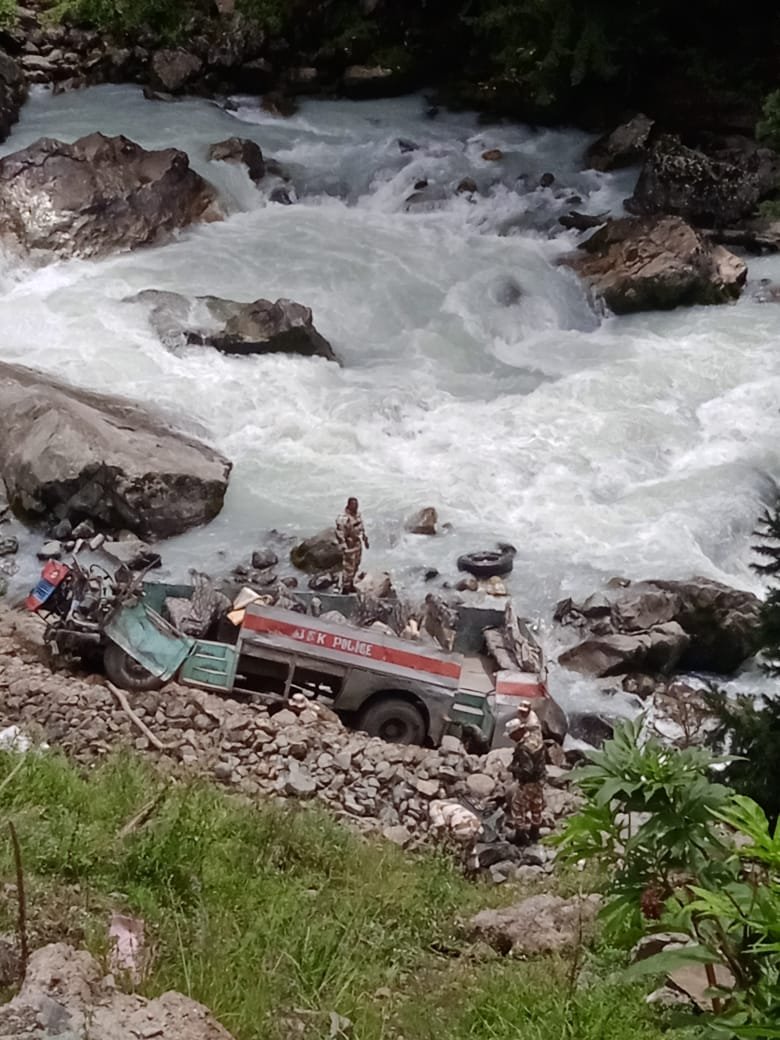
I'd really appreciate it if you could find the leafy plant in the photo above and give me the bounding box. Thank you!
[552,717,732,942]
[554,720,780,1038]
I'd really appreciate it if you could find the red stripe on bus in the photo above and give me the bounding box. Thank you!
[495,681,547,698]
[241,612,462,680]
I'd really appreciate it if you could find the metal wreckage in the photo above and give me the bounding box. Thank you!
[26,554,563,753]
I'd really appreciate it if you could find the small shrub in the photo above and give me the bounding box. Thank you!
[0,0,16,28]
[757,90,780,151]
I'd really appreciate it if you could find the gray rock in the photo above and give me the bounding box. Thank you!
[131,289,336,362]
[251,548,279,570]
[0,52,27,144]
[585,113,655,172]
[469,894,601,956]
[0,132,220,261]
[0,536,18,556]
[626,134,767,227]
[414,778,439,798]
[37,541,62,560]
[272,709,298,727]
[563,216,746,314]
[632,932,692,963]
[341,64,403,99]
[404,506,438,535]
[208,137,265,184]
[202,298,336,361]
[466,772,496,799]
[290,528,342,573]
[0,362,231,539]
[283,768,316,797]
[150,48,203,92]
[0,943,236,1039]
[559,621,690,677]
[560,578,761,675]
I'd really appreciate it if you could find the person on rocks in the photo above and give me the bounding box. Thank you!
[505,700,546,842]
[336,497,369,594]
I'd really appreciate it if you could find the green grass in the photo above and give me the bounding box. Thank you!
[0,751,688,1040]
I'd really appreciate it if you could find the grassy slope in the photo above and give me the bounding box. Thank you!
[0,751,687,1040]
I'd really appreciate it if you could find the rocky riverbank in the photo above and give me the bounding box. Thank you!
[0,604,579,883]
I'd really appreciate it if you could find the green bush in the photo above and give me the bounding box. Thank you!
[757,90,780,151]
[554,719,780,1037]
[0,0,16,28]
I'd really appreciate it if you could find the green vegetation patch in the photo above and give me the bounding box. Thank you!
[0,750,676,1040]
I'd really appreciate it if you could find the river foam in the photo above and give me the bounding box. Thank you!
[1,84,779,708]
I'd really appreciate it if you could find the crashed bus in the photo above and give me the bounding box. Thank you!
[27,561,563,749]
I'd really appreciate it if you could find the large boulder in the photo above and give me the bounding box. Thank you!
[130,290,337,362]
[563,215,746,313]
[556,578,762,675]
[150,48,203,92]
[290,529,342,573]
[0,943,235,1040]
[469,894,601,956]
[0,132,220,260]
[208,137,266,183]
[0,51,27,142]
[0,362,231,539]
[585,113,655,172]
[558,622,691,677]
[341,64,408,99]
[626,134,769,226]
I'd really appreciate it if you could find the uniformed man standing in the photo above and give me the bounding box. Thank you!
[336,497,369,594]
[505,701,546,841]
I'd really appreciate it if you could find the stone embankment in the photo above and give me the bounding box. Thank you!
[0,608,578,881]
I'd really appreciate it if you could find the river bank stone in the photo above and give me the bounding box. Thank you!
[0,132,220,260]
[0,362,231,539]
[0,943,236,1040]
[129,290,337,362]
[563,215,746,313]
[556,577,761,675]
[0,51,27,142]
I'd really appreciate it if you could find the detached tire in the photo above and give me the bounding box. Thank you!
[457,548,515,579]
[358,696,427,746]
[104,641,164,693]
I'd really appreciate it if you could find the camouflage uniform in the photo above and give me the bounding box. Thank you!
[507,707,546,837]
[336,509,367,593]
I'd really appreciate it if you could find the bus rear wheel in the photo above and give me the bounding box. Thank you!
[358,696,427,746]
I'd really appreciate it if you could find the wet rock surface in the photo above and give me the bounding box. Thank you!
[585,113,655,172]
[130,290,337,361]
[0,50,27,142]
[563,215,747,313]
[626,133,777,227]
[0,362,231,539]
[207,136,266,183]
[0,132,220,261]
[556,577,761,675]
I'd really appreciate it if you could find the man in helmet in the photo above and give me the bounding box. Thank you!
[505,700,546,842]
[335,497,369,594]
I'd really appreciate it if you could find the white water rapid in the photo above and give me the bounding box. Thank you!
[3,84,780,712]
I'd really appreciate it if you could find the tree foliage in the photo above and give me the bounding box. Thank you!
[751,506,780,675]
[706,690,780,827]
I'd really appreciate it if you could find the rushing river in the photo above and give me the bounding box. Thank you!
[2,84,780,712]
